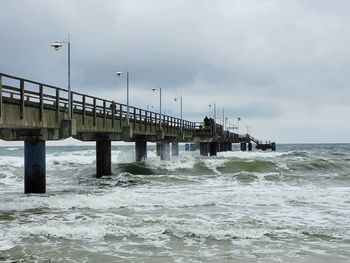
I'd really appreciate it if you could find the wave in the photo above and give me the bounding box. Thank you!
[217,159,277,174]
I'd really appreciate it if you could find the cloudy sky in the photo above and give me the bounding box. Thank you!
[1,0,349,143]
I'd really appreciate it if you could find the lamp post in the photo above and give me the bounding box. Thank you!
[209,101,216,134]
[51,33,71,119]
[174,96,183,131]
[116,71,130,126]
[152,87,162,128]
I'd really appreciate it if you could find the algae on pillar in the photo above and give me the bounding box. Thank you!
[24,140,46,194]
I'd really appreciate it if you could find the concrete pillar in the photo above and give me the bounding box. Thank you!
[216,143,221,152]
[227,143,232,151]
[209,142,218,156]
[271,142,276,151]
[160,141,171,160]
[24,140,46,194]
[248,142,253,151]
[135,140,147,162]
[222,143,228,152]
[156,142,161,156]
[96,140,112,178]
[172,141,179,156]
[200,142,209,156]
[240,143,247,152]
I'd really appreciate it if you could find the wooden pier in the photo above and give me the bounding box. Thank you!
[0,73,275,193]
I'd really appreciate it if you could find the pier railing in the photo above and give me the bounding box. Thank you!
[0,73,196,132]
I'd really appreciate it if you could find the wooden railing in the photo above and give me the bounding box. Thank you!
[0,73,196,132]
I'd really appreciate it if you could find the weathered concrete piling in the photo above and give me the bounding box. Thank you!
[24,140,46,194]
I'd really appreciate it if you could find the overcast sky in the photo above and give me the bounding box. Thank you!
[1,0,349,143]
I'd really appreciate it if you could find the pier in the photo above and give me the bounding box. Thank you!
[0,73,275,193]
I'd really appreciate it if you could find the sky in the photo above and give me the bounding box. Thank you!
[0,0,349,144]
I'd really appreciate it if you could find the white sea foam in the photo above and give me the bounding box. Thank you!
[218,151,288,160]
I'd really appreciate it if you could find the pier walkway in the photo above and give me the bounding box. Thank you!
[0,73,275,193]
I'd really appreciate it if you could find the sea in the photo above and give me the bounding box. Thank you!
[0,143,349,262]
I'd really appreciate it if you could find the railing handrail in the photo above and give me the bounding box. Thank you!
[0,72,195,129]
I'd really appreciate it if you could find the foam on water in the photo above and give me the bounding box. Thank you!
[1,144,350,261]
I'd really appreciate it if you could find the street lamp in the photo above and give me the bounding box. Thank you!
[152,87,162,128]
[51,33,71,119]
[116,71,130,126]
[174,96,183,131]
[209,101,217,134]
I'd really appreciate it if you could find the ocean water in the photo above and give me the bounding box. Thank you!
[0,143,349,262]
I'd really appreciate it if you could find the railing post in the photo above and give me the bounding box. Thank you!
[20,80,24,119]
[0,74,3,118]
[39,84,43,122]
[119,104,123,128]
[144,111,148,131]
[93,98,96,126]
[111,101,115,128]
[133,108,136,129]
[70,92,74,119]
[103,100,106,127]
[139,109,142,131]
[54,89,59,122]
[82,95,86,125]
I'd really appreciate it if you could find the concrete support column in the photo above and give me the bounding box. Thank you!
[200,142,209,156]
[96,139,112,178]
[172,141,179,156]
[135,140,147,162]
[227,143,232,151]
[240,143,247,152]
[216,143,221,153]
[209,142,218,156]
[160,141,171,160]
[271,142,276,151]
[248,142,253,151]
[156,142,161,156]
[24,140,46,194]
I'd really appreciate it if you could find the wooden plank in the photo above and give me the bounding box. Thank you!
[20,80,24,119]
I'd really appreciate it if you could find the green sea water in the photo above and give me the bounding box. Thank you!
[0,143,349,262]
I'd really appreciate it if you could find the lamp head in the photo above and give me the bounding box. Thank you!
[152,88,156,92]
[51,42,62,51]
[174,98,178,102]
[116,71,123,77]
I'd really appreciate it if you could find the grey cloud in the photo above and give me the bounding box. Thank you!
[1,0,350,142]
